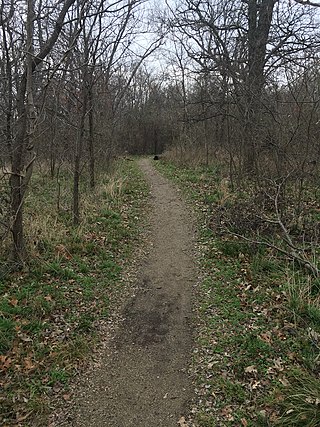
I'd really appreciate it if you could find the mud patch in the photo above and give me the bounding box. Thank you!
[125,307,170,345]
[122,294,174,346]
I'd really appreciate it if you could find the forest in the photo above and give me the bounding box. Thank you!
[1,0,320,425]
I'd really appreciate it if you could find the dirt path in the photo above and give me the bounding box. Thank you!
[54,158,196,426]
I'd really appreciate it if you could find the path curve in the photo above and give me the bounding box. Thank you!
[55,158,196,426]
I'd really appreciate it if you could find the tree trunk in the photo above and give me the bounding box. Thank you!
[73,95,87,226]
[10,0,36,263]
[88,87,95,189]
[73,150,81,226]
[9,0,77,263]
[10,173,25,262]
[244,0,276,174]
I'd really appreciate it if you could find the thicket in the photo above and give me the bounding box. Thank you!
[0,0,162,267]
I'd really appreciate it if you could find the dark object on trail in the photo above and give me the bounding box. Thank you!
[154,155,159,160]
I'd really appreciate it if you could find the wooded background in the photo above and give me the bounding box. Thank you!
[0,0,319,265]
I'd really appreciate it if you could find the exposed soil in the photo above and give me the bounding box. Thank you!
[52,158,196,426]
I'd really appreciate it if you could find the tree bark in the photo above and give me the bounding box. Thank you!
[88,85,95,189]
[73,90,87,226]
[9,0,77,262]
[244,0,276,174]
[10,0,35,262]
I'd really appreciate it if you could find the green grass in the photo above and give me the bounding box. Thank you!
[156,159,320,427]
[0,158,149,425]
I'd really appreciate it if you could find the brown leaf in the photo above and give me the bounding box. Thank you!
[177,416,188,426]
[55,244,72,260]
[273,358,284,371]
[309,328,320,343]
[244,365,257,374]
[19,333,32,342]
[10,298,18,307]
[287,351,297,360]
[0,355,12,371]
[241,418,248,427]
[221,405,234,420]
[279,377,290,387]
[16,411,33,422]
[269,411,279,422]
[251,380,261,389]
[24,357,35,371]
[259,331,272,345]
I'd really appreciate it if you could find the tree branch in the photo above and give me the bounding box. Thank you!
[294,0,320,7]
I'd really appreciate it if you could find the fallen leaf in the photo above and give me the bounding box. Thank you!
[0,355,12,371]
[259,331,272,345]
[251,380,261,389]
[24,357,35,371]
[10,298,18,307]
[177,416,188,426]
[273,358,284,371]
[279,377,290,387]
[244,365,257,374]
[55,244,72,260]
[16,411,33,422]
[221,405,233,420]
[309,328,320,343]
[287,352,297,360]
[53,383,62,393]
[19,334,32,342]
[306,397,314,404]
[241,418,248,427]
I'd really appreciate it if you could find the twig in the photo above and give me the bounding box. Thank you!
[229,231,319,277]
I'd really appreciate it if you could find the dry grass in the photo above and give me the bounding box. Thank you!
[2,163,126,262]
[163,144,212,167]
[98,174,126,203]
[286,272,320,328]
[277,374,320,426]
[162,143,240,173]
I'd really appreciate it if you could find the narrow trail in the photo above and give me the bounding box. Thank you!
[55,158,196,426]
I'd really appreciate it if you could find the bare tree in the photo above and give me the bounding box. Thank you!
[1,0,79,263]
[166,0,320,175]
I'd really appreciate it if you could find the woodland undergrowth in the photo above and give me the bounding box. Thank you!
[156,159,320,427]
[0,159,149,426]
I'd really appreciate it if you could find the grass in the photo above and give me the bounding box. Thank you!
[0,158,149,426]
[277,373,320,426]
[155,159,320,427]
